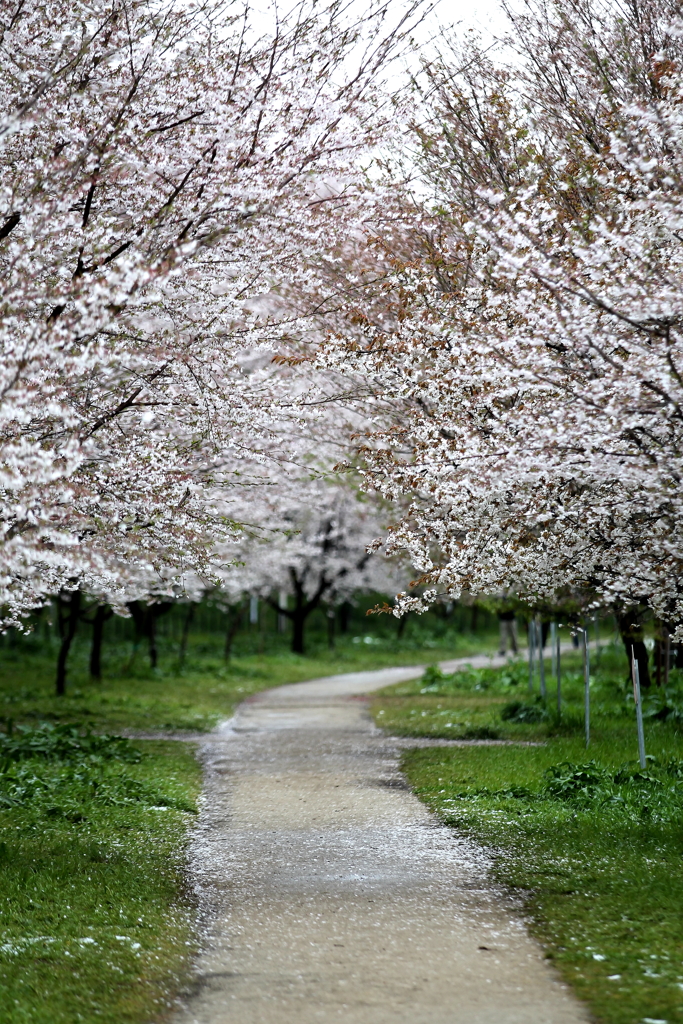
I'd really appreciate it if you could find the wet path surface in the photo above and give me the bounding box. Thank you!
[173,659,590,1024]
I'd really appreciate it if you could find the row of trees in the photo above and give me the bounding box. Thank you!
[317,0,683,647]
[0,0,417,663]
[3,0,683,689]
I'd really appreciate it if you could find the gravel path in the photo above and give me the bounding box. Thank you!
[173,654,591,1024]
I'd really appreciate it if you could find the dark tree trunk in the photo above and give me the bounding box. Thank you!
[292,609,306,655]
[267,569,330,656]
[127,600,146,637]
[653,620,669,687]
[327,607,335,650]
[541,619,550,649]
[654,639,663,687]
[124,601,145,673]
[178,604,195,666]
[629,640,651,689]
[148,613,158,669]
[618,611,651,689]
[339,602,351,634]
[675,642,683,670]
[471,603,479,633]
[89,605,110,680]
[126,600,172,669]
[267,592,308,654]
[224,602,246,662]
[56,590,81,696]
[289,575,308,655]
[397,613,408,639]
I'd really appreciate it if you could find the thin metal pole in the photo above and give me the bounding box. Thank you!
[583,624,590,747]
[550,621,557,676]
[593,614,600,666]
[665,629,671,689]
[528,616,535,694]
[537,617,547,700]
[631,646,647,769]
[555,622,561,715]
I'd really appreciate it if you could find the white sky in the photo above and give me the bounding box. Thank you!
[432,0,509,37]
[376,0,517,85]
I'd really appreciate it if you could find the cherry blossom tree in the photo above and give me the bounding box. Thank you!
[0,0,424,627]
[204,459,407,653]
[321,0,683,643]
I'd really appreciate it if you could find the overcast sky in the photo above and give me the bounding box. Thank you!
[445,0,509,36]
[393,0,515,75]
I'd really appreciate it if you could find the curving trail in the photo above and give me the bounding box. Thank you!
[173,654,590,1024]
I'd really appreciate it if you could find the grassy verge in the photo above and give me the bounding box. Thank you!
[371,643,683,1024]
[0,731,201,1024]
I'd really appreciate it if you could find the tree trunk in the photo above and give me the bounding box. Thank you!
[124,601,145,673]
[267,569,328,656]
[291,608,306,655]
[127,600,146,636]
[126,600,171,669]
[541,619,550,649]
[618,611,651,689]
[56,590,81,696]
[397,613,408,639]
[224,603,246,662]
[471,603,479,632]
[148,612,158,669]
[339,602,351,634]
[629,639,651,689]
[675,642,683,670]
[89,605,109,680]
[327,607,335,649]
[178,604,195,666]
[653,619,669,687]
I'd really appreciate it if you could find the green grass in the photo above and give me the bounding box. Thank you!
[371,642,683,1024]
[0,641,494,734]
[0,734,201,1024]
[1,605,496,734]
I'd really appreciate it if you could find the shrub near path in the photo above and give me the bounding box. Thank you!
[371,646,683,1024]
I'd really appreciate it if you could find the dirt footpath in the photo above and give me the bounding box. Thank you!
[173,662,590,1024]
